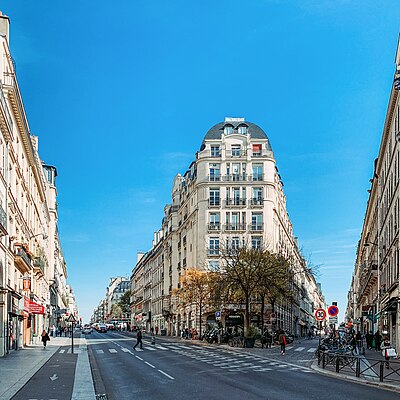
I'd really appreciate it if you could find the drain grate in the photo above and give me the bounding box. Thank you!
[96,394,108,400]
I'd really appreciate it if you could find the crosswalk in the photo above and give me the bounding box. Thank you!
[59,342,315,375]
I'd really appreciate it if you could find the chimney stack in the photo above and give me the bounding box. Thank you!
[0,12,10,44]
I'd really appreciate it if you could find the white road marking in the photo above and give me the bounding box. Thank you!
[294,347,305,352]
[96,349,104,354]
[49,374,58,381]
[135,355,143,360]
[155,345,168,350]
[59,350,65,354]
[158,369,175,380]
[109,349,117,353]
[145,361,155,368]
[307,348,316,353]
[145,346,156,351]
[121,348,130,352]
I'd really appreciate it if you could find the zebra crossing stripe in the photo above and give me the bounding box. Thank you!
[294,347,305,352]
[109,349,117,353]
[307,348,316,352]
[59,349,65,354]
[121,348,130,352]
[145,346,156,351]
[96,349,104,354]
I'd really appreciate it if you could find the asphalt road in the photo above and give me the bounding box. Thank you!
[86,331,400,400]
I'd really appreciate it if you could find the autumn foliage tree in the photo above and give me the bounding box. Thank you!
[176,268,215,337]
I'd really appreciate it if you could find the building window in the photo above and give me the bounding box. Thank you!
[252,188,263,205]
[209,237,220,255]
[251,212,263,230]
[252,144,262,156]
[231,237,240,251]
[232,145,241,157]
[252,236,262,250]
[209,164,220,181]
[224,125,233,135]
[209,212,220,228]
[208,260,220,271]
[211,146,220,157]
[209,188,220,206]
[238,126,247,135]
[252,164,263,181]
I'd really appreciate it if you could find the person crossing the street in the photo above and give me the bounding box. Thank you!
[133,329,143,350]
[278,330,287,356]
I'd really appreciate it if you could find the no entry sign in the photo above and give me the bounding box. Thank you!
[315,308,326,321]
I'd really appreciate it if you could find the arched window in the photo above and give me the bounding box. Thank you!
[224,125,234,135]
[238,125,247,134]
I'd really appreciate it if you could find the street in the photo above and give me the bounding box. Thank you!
[86,331,399,400]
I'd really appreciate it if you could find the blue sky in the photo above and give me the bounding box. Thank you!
[2,1,399,322]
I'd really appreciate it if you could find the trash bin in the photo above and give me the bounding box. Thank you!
[160,329,167,336]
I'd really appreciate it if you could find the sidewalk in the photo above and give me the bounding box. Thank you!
[0,335,96,400]
[311,347,400,393]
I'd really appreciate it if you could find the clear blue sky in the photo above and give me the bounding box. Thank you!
[2,1,399,322]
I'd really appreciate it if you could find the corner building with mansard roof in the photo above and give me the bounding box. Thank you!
[131,117,325,336]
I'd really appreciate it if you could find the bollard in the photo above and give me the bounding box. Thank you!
[336,356,340,373]
[356,357,360,377]
[322,352,326,369]
[151,335,155,345]
[380,362,384,382]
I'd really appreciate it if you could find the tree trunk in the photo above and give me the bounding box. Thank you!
[260,294,265,332]
[244,294,250,335]
[199,302,202,338]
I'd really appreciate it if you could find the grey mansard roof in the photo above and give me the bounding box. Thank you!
[202,120,272,151]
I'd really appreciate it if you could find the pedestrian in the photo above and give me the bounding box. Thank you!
[307,330,312,340]
[64,326,68,337]
[278,330,286,355]
[365,331,373,350]
[150,326,154,335]
[155,326,159,335]
[374,330,382,352]
[381,336,395,369]
[356,330,362,351]
[265,331,272,349]
[133,329,143,350]
[41,329,50,348]
[350,334,358,355]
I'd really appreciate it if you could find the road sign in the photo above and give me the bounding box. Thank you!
[215,311,221,320]
[329,316,338,323]
[67,314,76,323]
[315,308,326,321]
[328,305,339,317]
[270,312,276,320]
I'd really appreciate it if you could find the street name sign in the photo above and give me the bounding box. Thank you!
[315,308,326,321]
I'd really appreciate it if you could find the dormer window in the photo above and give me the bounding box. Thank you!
[224,125,234,135]
[238,125,247,135]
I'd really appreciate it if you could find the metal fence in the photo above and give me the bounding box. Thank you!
[318,350,400,384]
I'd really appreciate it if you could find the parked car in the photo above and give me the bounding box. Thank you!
[97,324,107,333]
[106,323,115,331]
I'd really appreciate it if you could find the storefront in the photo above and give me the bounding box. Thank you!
[7,290,22,352]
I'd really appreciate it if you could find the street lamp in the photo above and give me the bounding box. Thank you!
[29,233,48,240]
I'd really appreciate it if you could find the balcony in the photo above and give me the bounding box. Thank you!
[208,174,221,182]
[224,198,246,207]
[249,223,264,232]
[249,198,264,207]
[208,223,221,231]
[0,81,13,140]
[222,174,247,182]
[251,150,268,157]
[226,150,247,158]
[208,248,220,256]
[250,174,264,182]
[224,223,246,232]
[0,203,7,236]
[208,199,221,208]
[14,244,32,274]
[33,256,47,277]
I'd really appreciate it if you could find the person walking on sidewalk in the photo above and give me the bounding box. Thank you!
[381,336,395,369]
[41,329,50,349]
[278,330,287,355]
[374,331,382,352]
[133,329,143,350]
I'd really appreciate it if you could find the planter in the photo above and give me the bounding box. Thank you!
[244,338,255,348]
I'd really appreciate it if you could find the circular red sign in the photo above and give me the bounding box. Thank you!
[328,305,339,317]
[315,308,326,321]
